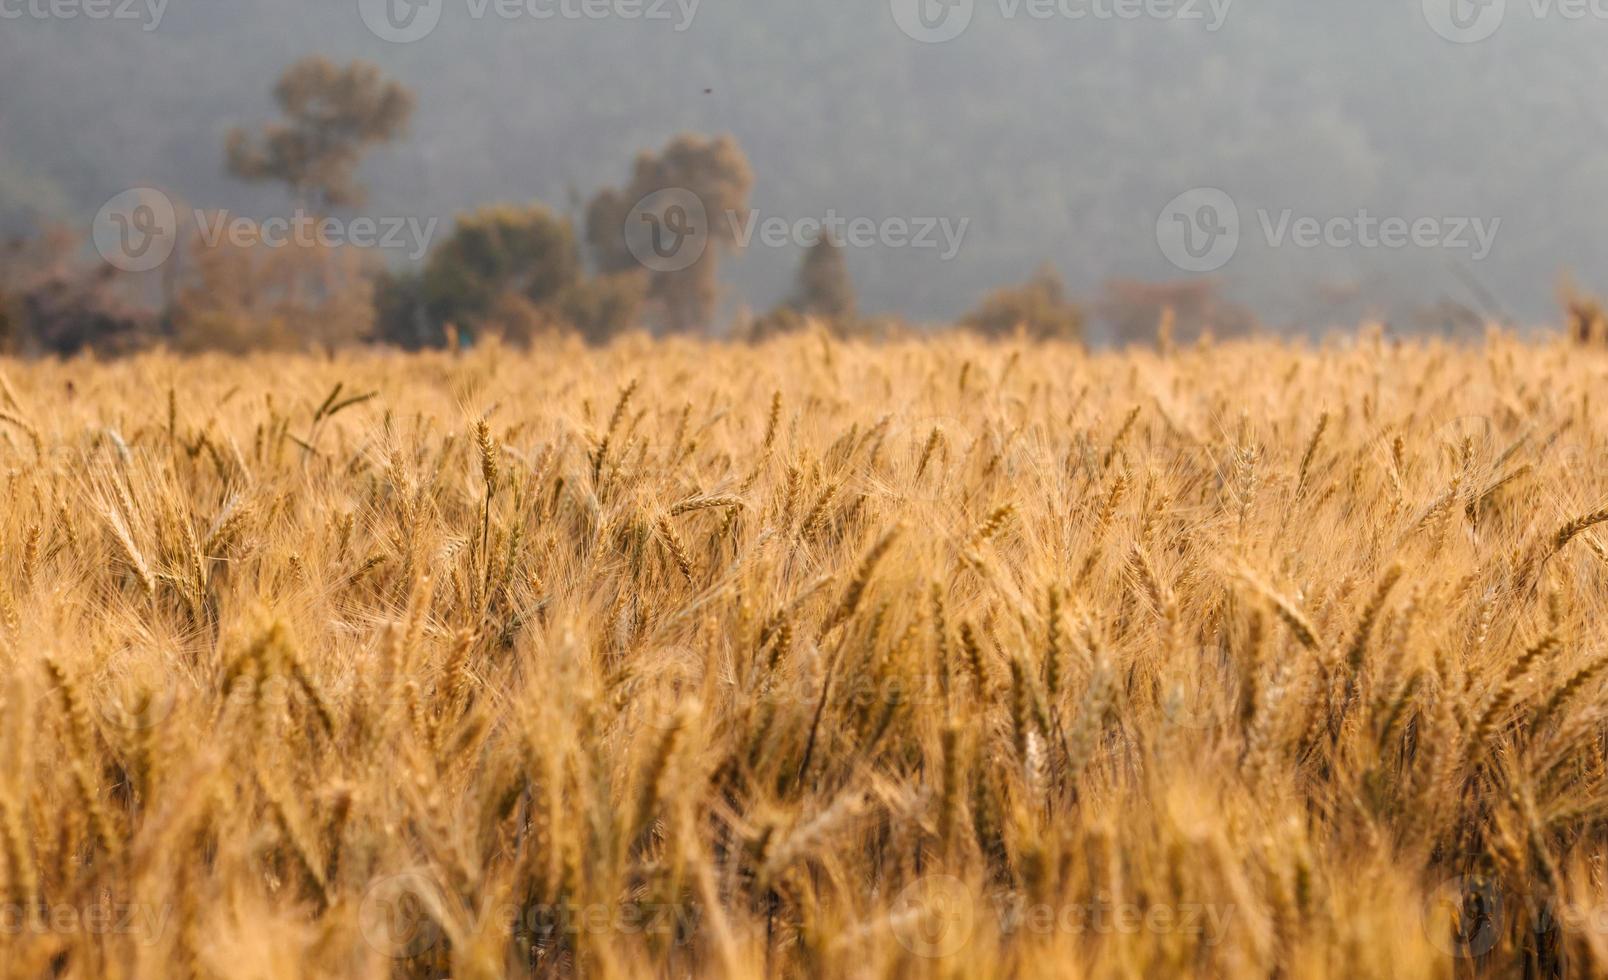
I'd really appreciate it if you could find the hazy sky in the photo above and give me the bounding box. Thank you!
[2,0,1604,331]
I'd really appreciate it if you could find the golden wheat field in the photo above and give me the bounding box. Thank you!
[4,329,1608,978]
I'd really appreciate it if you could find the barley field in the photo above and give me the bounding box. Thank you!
[2,330,1608,978]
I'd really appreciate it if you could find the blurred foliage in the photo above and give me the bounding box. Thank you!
[6,5,1604,322]
[552,271,648,345]
[962,264,1084,342]
[420,203,580,327]
[746,234,862,342]
[1,37,1568,356]
[1558,274,1607,345]
[226,57,414,212]
[372,268,434,350]
[1095,278,1257,347]
[169,217,374,353]
[0,230,151,356]
[789,234,856,320]
[586,134,753,334]
[373,205,648,348]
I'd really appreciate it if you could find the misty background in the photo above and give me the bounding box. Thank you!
[1,0,1603,334]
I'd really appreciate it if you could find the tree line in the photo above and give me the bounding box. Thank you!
[0,56,1256,355]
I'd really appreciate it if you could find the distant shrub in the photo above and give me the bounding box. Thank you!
[372,268,435,349]
[789,234,856,320]
[421,204,581,329]
[1559,277,1607,345]
[399,205,644,347]
[477,292,565,347]
[961,264,1083,341]
[553,271,648,345]
[0,230,151,355]
[169,219,373,353]
[1096,277,1255,347]
[1407,299,1485,336]
[743,306,808,342]
[586,134,753,334]
[745,237,863,343]
[1568,299,1606,345]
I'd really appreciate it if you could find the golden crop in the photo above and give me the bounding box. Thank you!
[0,329,1605,978]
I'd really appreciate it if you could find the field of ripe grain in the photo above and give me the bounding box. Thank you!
[2,330,1607,978]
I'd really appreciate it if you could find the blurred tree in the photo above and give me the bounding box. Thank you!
[1558,275,1607,345]
[553,271,647,344]
[962,264,1083,341]
[586,134,752,334]
[742,306,806,343]
[226,57,415,212]
[0,231,151,355]
[372,268,433,349]
[379,204,643,348]
[1407,299,1484,337]
[0,274,14,355]
[479,292,561,347]
[789,233,855,319]
[473,274,648,348]
[1096,278,1255,347]
[420,203,580,328]
[169,216,373,353]
[743,235,862,342]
